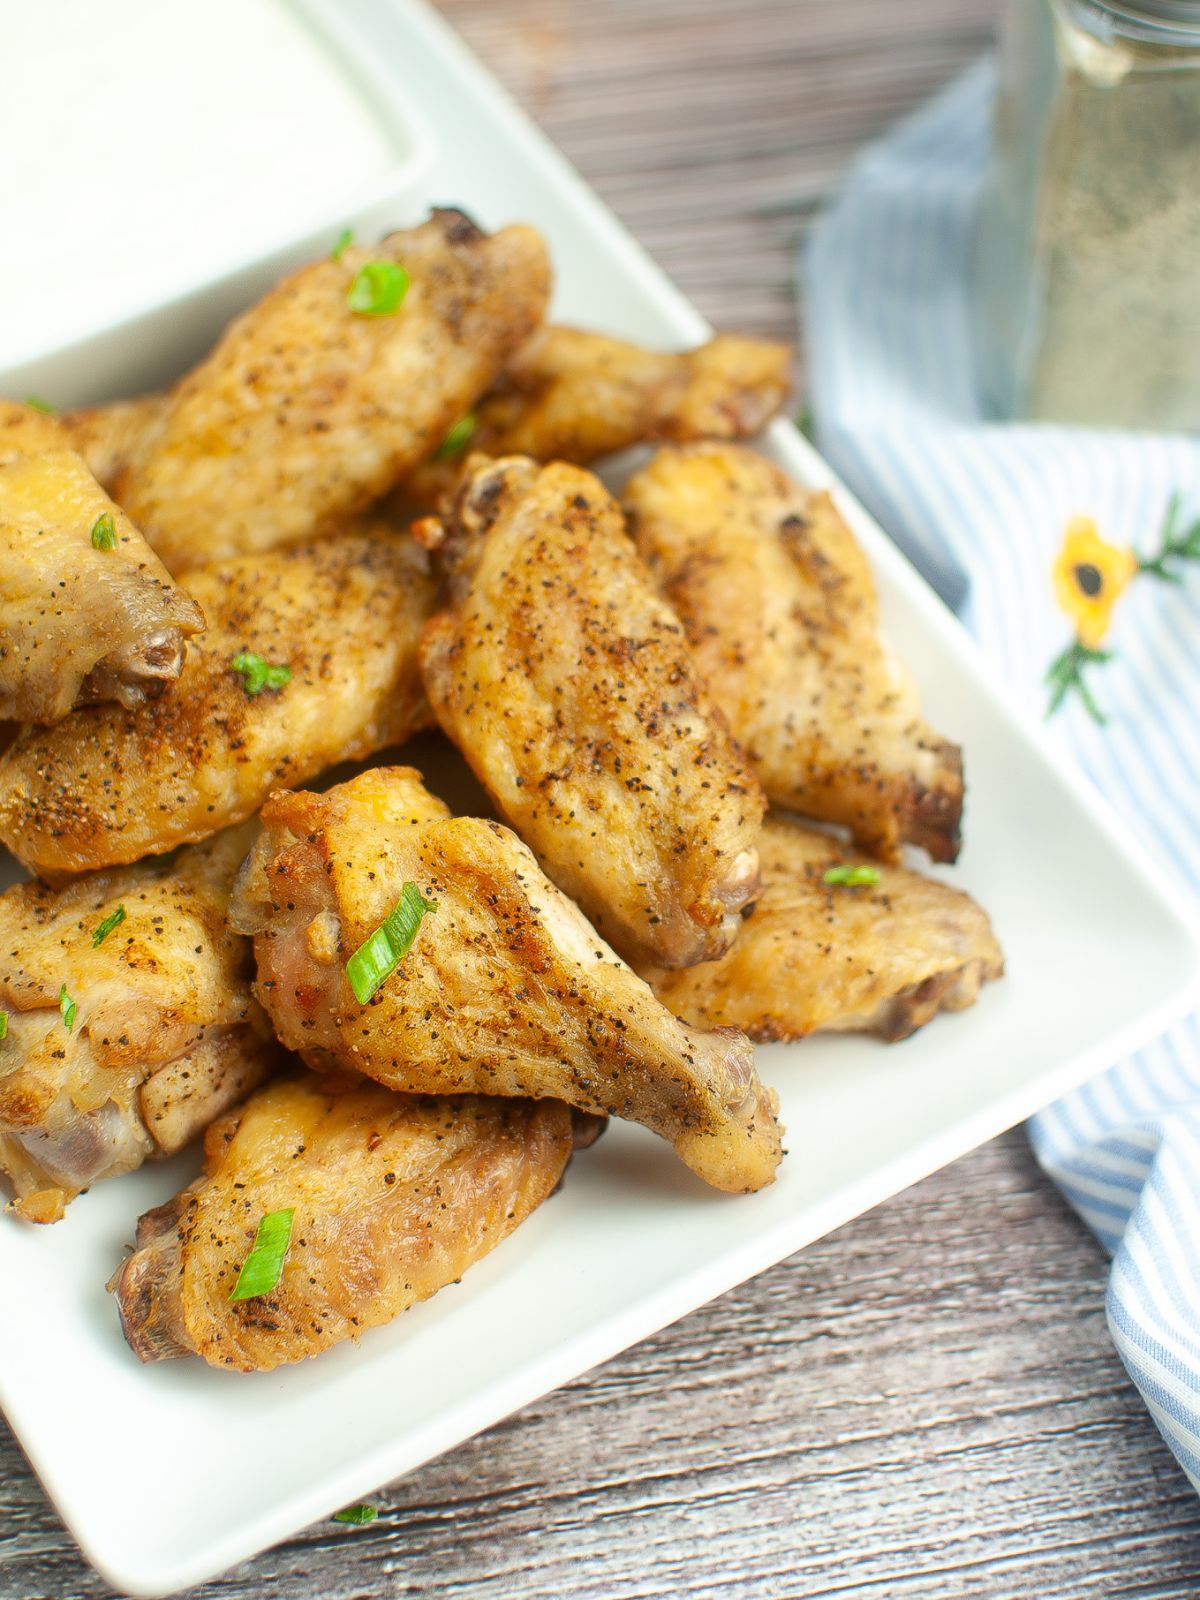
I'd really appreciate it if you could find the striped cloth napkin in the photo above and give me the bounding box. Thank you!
[803,60,1200,1487]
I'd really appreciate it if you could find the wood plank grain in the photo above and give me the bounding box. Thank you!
[7,3,1200,1598]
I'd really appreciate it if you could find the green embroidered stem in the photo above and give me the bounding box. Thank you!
[1137,493,1200,584]
[1045,640,1113,725]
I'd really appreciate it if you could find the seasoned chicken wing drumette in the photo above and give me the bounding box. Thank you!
[112,1075,588,1372]
[0,528,434,878]
[642,815,1003,1043]
[0,825,277,1223]
[624,444,964,863]
[0,404,203,722]
[114,210,551,571]
[419,456,765,969]
[406,325,790,506]
[230,767,782,1194]
[61,394,167,495]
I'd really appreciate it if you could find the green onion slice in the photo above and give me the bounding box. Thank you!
[24,395,57,415]
[90,512,117,551]
[230,651,292,697]
[58,983,76,1031]
[92,905,126,947]
[434,414,476,461]
[229,1207,295,1302]
[822,863,881,888]
[331,226,354,262]
[346,261,409,317]
[345,882,437,1005]
[0,1012,7,1041]
[333,1504,378,1525]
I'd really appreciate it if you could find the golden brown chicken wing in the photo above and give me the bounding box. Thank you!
[0,825,276,1223]
[61,394,167,494]
[111,1075,584,1372]
[623,443,964,863]
[643,815,1003,1043]
[406,325,791,506]
[0,406,203,722]
[114,210,551,571]
[419,456,765,969]
[0,529,433,878]
[230,767,781,1194]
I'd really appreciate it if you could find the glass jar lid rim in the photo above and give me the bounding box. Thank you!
[1085,0,1200,37]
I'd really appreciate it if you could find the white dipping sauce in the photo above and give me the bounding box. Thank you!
[0,0,400,367]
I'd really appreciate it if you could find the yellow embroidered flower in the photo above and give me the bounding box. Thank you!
[1052,516,1138,648]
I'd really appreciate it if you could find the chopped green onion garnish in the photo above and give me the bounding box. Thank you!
[90,512,117,551]
[346,261,409,317]
[59,983,76,1031]
[331,226,354,262]
[229,1207,295,1302]
[92,905,126,946]
[230,651,292,696]
[822,863,881,888]
[24,395,57,415]
[0,1012,7,1041]
[434,414,476,461]
[346,882,437,1005]
[333,1504,377,1525]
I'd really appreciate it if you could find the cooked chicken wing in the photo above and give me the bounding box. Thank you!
[406,325,791,506]
[61,394,167,494]
[230,767,781,1194]
[0,529,434,878]
[0,406,203,722]
[419,456,765,968]
[643,815,1003,1043]
[624,444,964,863]
[0,825,276,1223]
[112,1075,586,1371]
[114,210,551,571]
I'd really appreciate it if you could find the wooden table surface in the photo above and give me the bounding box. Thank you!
[5,3,1200,1596]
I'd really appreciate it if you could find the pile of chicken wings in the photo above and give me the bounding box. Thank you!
[0,208,1002,1373]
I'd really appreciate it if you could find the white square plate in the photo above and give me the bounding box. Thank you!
[2,2,1198,1594]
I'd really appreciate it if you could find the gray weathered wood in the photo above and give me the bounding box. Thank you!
[6,2,1200,1596]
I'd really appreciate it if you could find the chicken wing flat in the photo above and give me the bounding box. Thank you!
[406,325,791,505]
[643,815,1003,1043]
[0,529,433,878]
[0,825,276,1223]
[419,456,765,969]
[61,394,167,494]
[114,210,551,571]
[112,1075,581,1371]
[0,407,203,722]
[624,444,964,863]
[230,767,781,1194]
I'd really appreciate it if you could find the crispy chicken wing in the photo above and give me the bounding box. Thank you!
[407,325,791,505]
[61,394,167,494]
[624,444,964,863]
[0,529,433,878]
[419,456,765,968]
[112,1075,584,1371]
[0,825,276,1223]
[230,767,781,1194]
[114,210,551,571]
[643,815,1003,1043]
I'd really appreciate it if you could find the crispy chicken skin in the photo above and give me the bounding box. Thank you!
[643,815,1003,1043]
[419,456,765,968]
[406,325,791,505]
[114,210,552,571]
[112,1075,582,1371]
[0,825,276,1223]
[61,394,167,495]
[624,444,964,863]
[230,767,782,1193]
[0,530,434,878]
[0,407,203,722]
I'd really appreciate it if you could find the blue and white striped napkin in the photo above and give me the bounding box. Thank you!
[804,61,1200,1486]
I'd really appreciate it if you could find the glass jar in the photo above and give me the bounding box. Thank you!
[973,0,1200,429]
